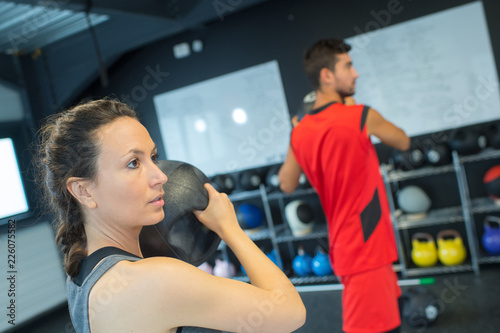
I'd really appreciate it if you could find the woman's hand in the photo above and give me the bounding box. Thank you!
[193,183,240,238]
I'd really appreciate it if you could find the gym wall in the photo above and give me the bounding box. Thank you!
[73,0,500,160]
[66,0,499,208]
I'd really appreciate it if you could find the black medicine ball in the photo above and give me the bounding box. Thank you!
[448,128,487,155]
[424,143,451,166]
[239,170,263,191]
[485,123,500,149]
[266,165,281,189]
[211,174,236,194]
[400,286,440,328]
[139,160,221,266]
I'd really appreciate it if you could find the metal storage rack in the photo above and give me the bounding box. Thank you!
[382,149,500,278]
[216,148,500,285]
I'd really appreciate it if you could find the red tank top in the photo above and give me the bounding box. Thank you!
[291,102,398,276]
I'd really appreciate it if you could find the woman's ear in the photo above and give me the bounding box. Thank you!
[66,177,97,209]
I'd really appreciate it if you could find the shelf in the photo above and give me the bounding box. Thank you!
[276,230,329,243]
[459,148,500,163]
[396,206,464,229]
[405,264,474,277]
[477,255,500,264]
[266,187,317,200]
[470,196,500,214]
[217,226,280,250]
[229,189,261,201]
[385,164,455,182]
[232,275,250,283]
[289,274,339,285]
[275,223,328,243]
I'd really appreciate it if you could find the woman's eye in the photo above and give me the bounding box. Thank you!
[127,159,139,169]
[152,153,159,164]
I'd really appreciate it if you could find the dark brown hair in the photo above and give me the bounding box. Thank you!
[303,38,352,90]
[35,99,138,278]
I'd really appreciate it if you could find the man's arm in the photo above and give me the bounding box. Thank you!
[278,145,302,194]
[366,108,410,151]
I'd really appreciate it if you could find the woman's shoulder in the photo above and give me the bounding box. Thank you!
[89,256,192,332]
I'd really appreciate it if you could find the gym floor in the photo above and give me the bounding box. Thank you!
[15,264,500,333]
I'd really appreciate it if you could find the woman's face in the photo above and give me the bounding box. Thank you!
[89,116,168,228]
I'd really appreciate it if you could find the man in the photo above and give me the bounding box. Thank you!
[279,38,410,333]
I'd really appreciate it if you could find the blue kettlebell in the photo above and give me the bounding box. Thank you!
[241,249,282,275]
[482,217,500,255]
[292,246,313,276]
[312,248,333,276]
[266,249,283,270]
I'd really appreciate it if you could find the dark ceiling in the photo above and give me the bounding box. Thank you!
[0,0,273,110]
[1,0,271,55]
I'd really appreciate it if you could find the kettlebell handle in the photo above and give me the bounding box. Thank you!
[437,229,461,240]
[484,216,500,230]
[412,232,434,242]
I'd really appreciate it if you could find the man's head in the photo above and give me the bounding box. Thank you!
[303,38,358,97]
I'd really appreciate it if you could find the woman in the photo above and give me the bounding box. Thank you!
[36,99,306,333]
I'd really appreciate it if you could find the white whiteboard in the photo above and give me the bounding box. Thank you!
[346,1,500,137]
[154,60,292,176]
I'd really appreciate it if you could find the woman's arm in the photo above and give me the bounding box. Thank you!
[131,184,306,332]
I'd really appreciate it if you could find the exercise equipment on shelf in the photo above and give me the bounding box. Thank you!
[482,216,500,255]
[292,246,313,277]
[311,248,333,276]
[198,262,213,275]
[423,143,451,166]
[483,165,500,201]
[436,230,467,266]
[485,122,500,149]
[265,165,281,190]
[447,127,487,155]
[213,258,236,278]
[411,233,438,268]
[285,200,314,236]
[211,174,236,194]
[235,203,263,230]
[238,169,263,191]
[397,185,432,220]
[392,147,425,171]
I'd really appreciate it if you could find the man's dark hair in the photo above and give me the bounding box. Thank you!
[303,38,352,90]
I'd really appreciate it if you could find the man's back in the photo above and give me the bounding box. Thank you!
[290,102,398,276]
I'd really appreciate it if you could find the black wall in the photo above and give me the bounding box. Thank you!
[11,0,500,213]
[74,0,500,161]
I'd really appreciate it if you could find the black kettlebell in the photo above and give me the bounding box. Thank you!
[266,165,281,190]
[485,123,500,149]
[239,169,263,191]
[424,143,451,166]
[448,128,487,155]
[139,160,221,266]
[393,147,425,171]
[211,174,236,194]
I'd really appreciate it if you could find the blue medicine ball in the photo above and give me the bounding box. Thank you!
[236,203,263,229]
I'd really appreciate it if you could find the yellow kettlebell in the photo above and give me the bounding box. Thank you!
[437,230,467,266]
[411,233,438,267]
